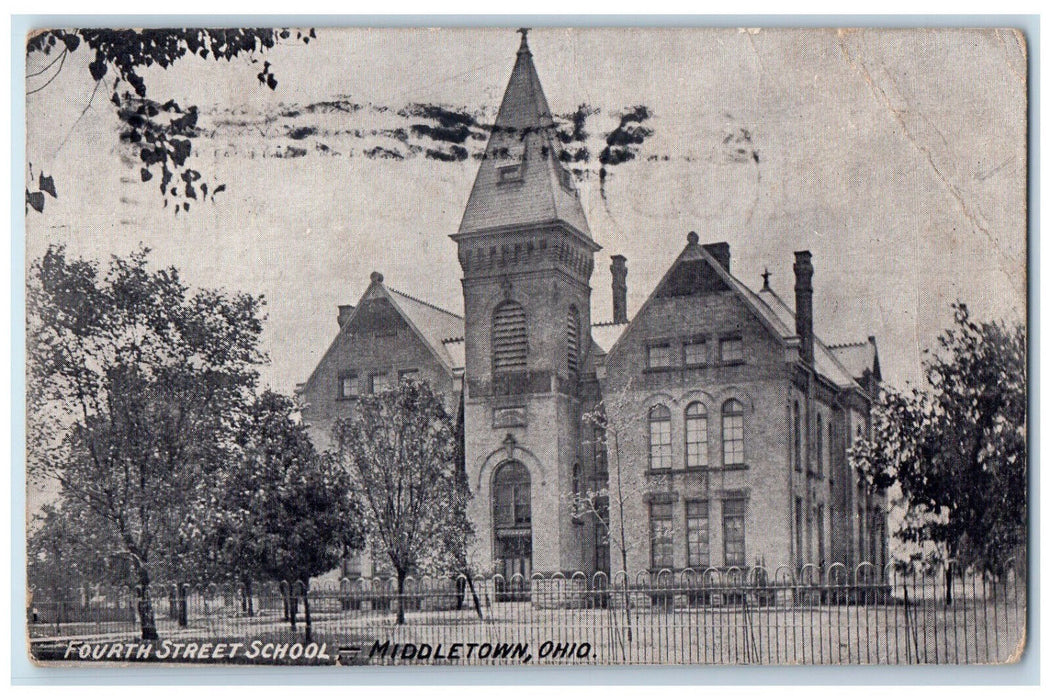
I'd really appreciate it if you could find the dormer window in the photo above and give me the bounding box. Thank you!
[497,163,523,184]
[558,166,575,192]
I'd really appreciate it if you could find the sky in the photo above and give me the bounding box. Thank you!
[25,27,1028,395]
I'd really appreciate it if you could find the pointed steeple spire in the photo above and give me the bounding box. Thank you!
[457,30,593,239]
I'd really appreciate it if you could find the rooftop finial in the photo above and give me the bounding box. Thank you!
[517,27,531,54]
[761,268,771,290]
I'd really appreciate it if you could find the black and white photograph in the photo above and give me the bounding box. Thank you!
[21,25,1028,668]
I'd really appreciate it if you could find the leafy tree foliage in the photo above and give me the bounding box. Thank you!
[197,391,365,635]
[333,379,468,624]
[28,501,127,591]
[26,28,314,213]
[850,303,1026,588]
[442,390,482,617]
[26,245,266,638]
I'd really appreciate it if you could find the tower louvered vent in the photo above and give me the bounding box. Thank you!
[492,301,527,372]
[567,305,580,376]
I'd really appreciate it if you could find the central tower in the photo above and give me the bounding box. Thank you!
[452,31,601,578]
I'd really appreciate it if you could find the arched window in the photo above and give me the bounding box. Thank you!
[685,402,708,469]
[566,305,580,377]
[493,461,531,528]
[492,461,532,590]
[793,401,802,472]
[648,404,672,471]
[572,462,583,497]
[722,399,745,467]
[492,301,527,373]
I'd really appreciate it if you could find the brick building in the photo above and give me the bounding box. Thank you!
[299,31,888,580]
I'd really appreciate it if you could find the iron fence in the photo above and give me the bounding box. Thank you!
[28,561,1026,665]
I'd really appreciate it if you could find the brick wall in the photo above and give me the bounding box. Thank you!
[601,289,795,573]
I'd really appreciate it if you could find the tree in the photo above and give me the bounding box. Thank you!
[26,28,314,213]
[333,379,467,624]
[28,501,124,588]
[567,381,679,647]
[442,389,482,618]
[850,302,1026,601]
[198,391,365,639]
[26,245,266,638]
[570,398,637,646]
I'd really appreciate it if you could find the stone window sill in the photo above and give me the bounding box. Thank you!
[646,466,748,477]
[642,366,677,374]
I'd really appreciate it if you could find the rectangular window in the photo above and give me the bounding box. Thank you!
[793,403,802,472]
[795,497,805,568]
[649,502,674,569]
[722,498,747,567]
[595,493,610,573]
[857,503,867,562]
[494,483,513,527]
[513,484,530,525]
[874,517,884,568]
[805,412,814,475]
[868,509,879,569]
[806,507,814,563]
[719,336,744,363]
[816,504,826,566]
[495,482,531,528]
[647,343,673,369]
[685,500,710,568]
[593,425,608,478]
[339,372,358,399]
[370,373,390,394]
[398,368,419,383]
[816,415,824,477]
[683,337,708,366]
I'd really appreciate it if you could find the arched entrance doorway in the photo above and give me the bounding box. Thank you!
[492,461,532,600]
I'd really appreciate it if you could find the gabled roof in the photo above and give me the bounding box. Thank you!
[387,287,465,370]
[591,321,630,355]
[828,338,881,384]
[301,274,465,394]
[604,236,794,358]
[441,337,466,371]
[457,31,591,239]
[756,286,860,389]
[600,235,865,392]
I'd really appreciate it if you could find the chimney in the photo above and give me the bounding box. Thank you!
[793,251,814,365]
[703,242,731,272]
[610,255,628,324]
[338,304,355,328]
